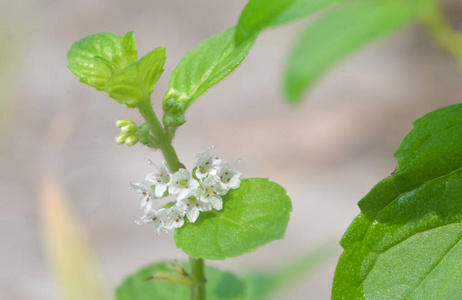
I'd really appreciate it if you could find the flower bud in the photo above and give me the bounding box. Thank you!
[115,133,127,144]
[116,119,136,128]
[163,113,186,127]
[125,135,139,146]
[138,123,150,133]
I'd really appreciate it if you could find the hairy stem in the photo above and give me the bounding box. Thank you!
[137,98,206,300]
[423,2,462,66]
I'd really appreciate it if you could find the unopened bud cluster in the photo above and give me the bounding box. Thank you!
[115,119,154,146]
[130,148,242,235]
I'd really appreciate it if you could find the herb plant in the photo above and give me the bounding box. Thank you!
[67,27,292,300]
[66,0,462,299]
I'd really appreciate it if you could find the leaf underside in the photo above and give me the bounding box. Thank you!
[333,103,462,299]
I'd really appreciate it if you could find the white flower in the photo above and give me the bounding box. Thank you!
[217,162,241,189]
[158,206,186,230]
[195,149,223,179]
[145,160,172,198]
[129,182,154,210]
[200,174,227,210]
[177,189,212,223]
[136,208,168,235]
[169,169,199,200]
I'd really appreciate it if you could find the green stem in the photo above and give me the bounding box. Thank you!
[190,257,206,300]
[423,2,462,66]
[137,98,206,300]
[137,99,179,172]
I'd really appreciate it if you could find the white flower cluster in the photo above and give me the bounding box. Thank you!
[130,148,242,235]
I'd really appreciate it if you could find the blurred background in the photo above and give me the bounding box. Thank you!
[2,0,462,299]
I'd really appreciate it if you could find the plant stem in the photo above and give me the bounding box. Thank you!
[137,99,179,172]
[190,257,206,300]
[423,2,462,66]
[137,98,206,300]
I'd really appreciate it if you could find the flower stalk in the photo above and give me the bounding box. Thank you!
[137,97,206,300]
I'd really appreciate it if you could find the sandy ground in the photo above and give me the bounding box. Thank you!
[2,0,462,299]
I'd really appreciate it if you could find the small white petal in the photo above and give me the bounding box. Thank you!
[187,206,200,223]
[199,201,212,212]
[209,196,223,210]
[154,184,167,198]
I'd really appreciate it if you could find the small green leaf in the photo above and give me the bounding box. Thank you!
[163,27,256,127]
[105,47,166,108]
[121,31,137,64]
[235,0,296,45]
[116,262,246,300]
[333,103,462,299]
[174,178,292,260]
[270,0,342,26]
[67,31,137,90]
[285,0,433,102]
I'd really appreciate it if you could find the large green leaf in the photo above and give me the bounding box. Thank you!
[235,0,296,45]
[174,178,292,260]
[163,27,256,127]
[116,262,246,300]
[105,47,166,108]
[67,31,137,90]
[285,0,433,102]
[270,0,341,26]
[333,103,462,299]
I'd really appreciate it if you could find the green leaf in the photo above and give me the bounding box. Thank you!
[235,0,296,45]
[285,0,434,102]
[174,178,292,260]
[270,0,342,26]
[163,27,256,127]
[67,31,137,90]
[116,262,246,300]
[121,31,137,64]
[105,47,166,108]
[333,103,462,299]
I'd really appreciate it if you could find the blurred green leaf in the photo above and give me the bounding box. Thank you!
[163,27,256,127]
[40,177,109,300]
[67,31,137,90]
[244,245,333,300]
[235,0,295,45]
[116,262,246,300]
[333,103,462,299]
[105,47,166,108]
[174,178,292,260]
[285,0,434,102]
[0,29,15,146]
[117,245,332,300]
[271,0,341,26]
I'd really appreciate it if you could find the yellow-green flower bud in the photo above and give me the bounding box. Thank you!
[116,119,137,134]
[116,119,135,128]
[125,135,139,146]
[115,133,127,144]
